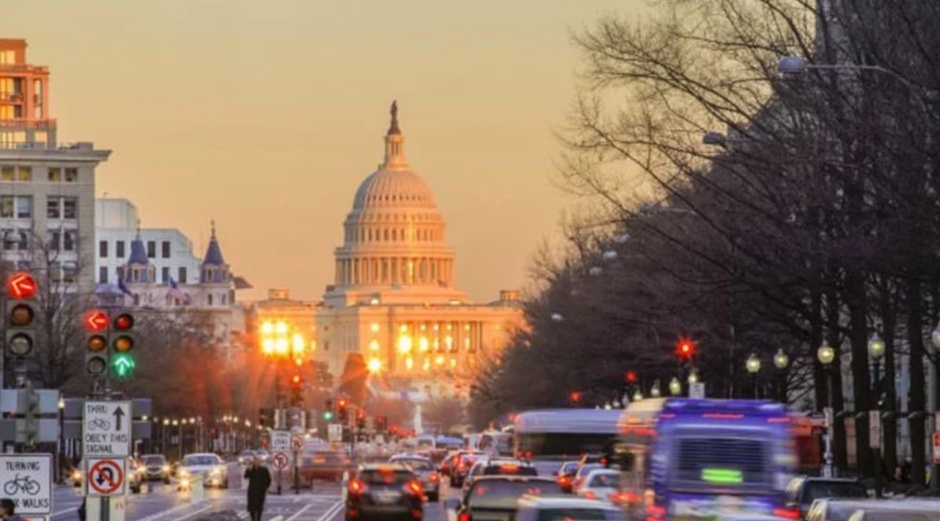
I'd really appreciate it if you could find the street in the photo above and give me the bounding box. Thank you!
[49,463,457,521]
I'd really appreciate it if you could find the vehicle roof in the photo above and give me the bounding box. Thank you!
[518,496,620,509]
[141,454,165,458]
[514,409,622,434]
[584,468,618,477]
[390,455,431,462]
[359,463,411,472]
[471,475,557,483]
[183,453,219,458]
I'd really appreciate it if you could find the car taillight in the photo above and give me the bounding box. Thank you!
[348,479,366,495]
[773,507,801,520]
[405,480,423,496]
[459,512,471,521]
[430,472,440,482]
[583,490,597,499]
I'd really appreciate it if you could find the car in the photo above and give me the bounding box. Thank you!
[256,449,270,461]
[571,463,603,493]
[555,461,580,493]
[440,451,461,476]
[784,477,868,519]
[299,449,350,485]
[238,450,256,466]
[802,499,940,521]
[462,459,537,494]
[515,495,627,521]
[447,475,565,521]
[450,453,483,487]
[138,454,171,483]
[177,453,229,489]
[391,455,441,502]
[577,469,620,502]
[345,463,424,521]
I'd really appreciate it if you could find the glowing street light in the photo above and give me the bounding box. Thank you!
[367,357,382,374]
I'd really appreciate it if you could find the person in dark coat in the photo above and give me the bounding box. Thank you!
[244,457,272,521]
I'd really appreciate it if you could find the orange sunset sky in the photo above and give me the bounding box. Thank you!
[4,0,649,301]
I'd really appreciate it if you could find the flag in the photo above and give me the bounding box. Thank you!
[117,277,134,297]
[168,277,191,304]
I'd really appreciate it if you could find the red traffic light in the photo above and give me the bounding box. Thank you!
[676,338,696,359]
[6,272,37,300]
[569,391,581,404]
[113,313,134,331]
[337,398,348,409]
[84,310,110,332]
[626,371,637,383]
[291,374,302,385]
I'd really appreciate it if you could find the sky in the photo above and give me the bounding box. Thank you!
[4,0,648,302]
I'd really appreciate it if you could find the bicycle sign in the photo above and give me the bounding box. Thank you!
[83,400,132,457]
[0,454,52,515]
[88,458,126,496]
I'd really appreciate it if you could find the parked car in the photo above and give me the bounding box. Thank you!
[390,455,441,502]
[177,453,229,489]
[345,463,424,521]
[138,454,171,483]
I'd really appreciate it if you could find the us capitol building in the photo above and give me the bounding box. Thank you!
[314,103,523,397]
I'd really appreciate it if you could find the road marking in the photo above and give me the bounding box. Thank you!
[313,500,344,521]
[284,503,314,521]
[135,501,208,521]
[51,507,78,517]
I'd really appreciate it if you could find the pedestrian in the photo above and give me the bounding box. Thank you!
[0,498,24,521]
[77,497,86,521]
[244,456,272,521]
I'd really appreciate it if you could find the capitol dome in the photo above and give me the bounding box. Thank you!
[352,168,437,210]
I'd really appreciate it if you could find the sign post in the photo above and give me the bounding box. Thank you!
[83,401,132,521]
[291,435,303,495]
[270,431,290,495]
[0,454,52,519]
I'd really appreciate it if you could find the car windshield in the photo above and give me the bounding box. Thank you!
[142,456,165,465]
[467,480,564,509]
[577,464,602,478]
[805,482,868,503]
[485,464,537,476]
[588,472,620,488]
[184,456,219,466]
[560,463,579,474]
[360,469,413,485]
[396,459,433,471]
[536,508,626,521]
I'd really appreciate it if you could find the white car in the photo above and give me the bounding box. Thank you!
[516,495,626,521]
[177,453,229,489]
[577,469,620,502]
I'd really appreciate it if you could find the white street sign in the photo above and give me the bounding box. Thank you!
[83,401,132,457]
[0,453,53,516]
[328,424,343,443]
[271,430,291,452]
[869,410,881,449]
[689,382,705,399]
[87,458,127,497]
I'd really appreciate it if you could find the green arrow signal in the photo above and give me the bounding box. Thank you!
[111,353,136,379]
[323,411,334,421]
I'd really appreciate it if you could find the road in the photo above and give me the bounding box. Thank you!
[50,463,457,521]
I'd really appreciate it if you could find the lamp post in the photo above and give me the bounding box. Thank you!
[818,343,836,477]
[868,333,886,496]
[57,397,65,483]
[773,349,790,404]
[669,377,682,397]
[650,380,661,398]
[746,354,761,399]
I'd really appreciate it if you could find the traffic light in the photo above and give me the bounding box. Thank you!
[676,338,696,361]
[323,399,334,421]
[84,309,110,377]
[337,397,349,421]
[626,371,637,384]
[259,408,275,428]
[110,312,136,379]
[356,410,365,430]
[290,373,304,405]
[375,415,387,432]
[5,272,37,359]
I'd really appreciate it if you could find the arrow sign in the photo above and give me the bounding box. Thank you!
[96,465,115,486]
[6,272,37,299]
[113,406,125,431]
[84,310,110,332]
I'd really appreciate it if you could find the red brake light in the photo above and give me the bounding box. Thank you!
[405,481,423,495]
[430,472,440,482]
[500,464,519,473]
[773,508,801,520]
[348,479,366,494]
[459,513,471,521]
[583,490,597,499]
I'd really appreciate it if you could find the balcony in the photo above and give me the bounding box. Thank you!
[0,64,49,74]
[0,92,24,103]
[0,118,56,129]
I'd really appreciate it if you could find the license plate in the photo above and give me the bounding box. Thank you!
[375,492,400,504]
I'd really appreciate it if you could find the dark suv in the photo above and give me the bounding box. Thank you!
[346,464,425,521]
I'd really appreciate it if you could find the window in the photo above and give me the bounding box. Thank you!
[178,267,187,284]
[162,267,170,283]
[15,197,31,218]
[48,230,60,251]
[99,266,108,284]
[116,240,126,258]
[16,167,31,181]
[208,294,214,306]
[48,168,62,182]
[64,168,78,182]
[63,230,76,251]
[161,241,170,258]
[99,240,108,258]
[47,197,60,219]
[62,198,77,219]
[1,166,13,181]
[147,241,155,258]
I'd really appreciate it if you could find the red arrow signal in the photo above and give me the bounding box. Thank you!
[84,309,110,332]
[6,272,37,300]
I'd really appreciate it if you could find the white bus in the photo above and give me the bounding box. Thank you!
[513,409,622,476]
[479,429,514,459]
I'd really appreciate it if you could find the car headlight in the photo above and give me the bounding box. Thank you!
[180,469,189,477]
[162,465,170,472]
[72,470,81,480]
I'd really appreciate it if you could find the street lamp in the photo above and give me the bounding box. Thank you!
[650,380,661,398]
[817,343,836,477]
[746,354,761,398]
[868,332,886,496]
[57,397,65,483]
[632,390,643,402]
[773,349,790,404]
[669,377,682,396]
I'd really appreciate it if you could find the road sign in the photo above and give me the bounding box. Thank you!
[933,432,940,464]
[271,430,290,452]
[328,424,343,443]
[689,382,705,399]
[87,458,126,496]
[83,401,132,457]
[272,452,290,470]
[869,410,882,449]
[0,453,52,516]
[291,435,303,451]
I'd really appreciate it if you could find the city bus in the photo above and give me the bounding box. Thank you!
[513,409,622,476]
[617,398,798,521]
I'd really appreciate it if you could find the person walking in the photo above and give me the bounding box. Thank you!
[244,456,272,521]
[0,498,25,521]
